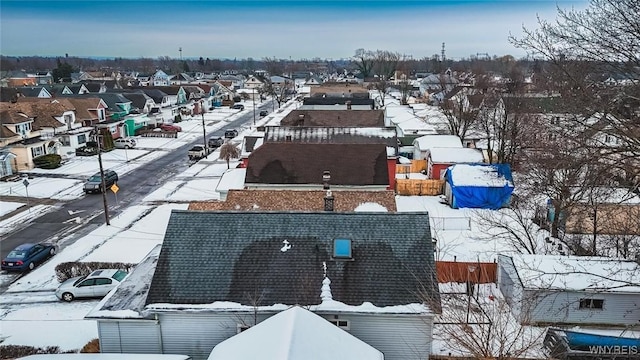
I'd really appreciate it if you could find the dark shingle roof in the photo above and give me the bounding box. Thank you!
[0,88,19,102]
[146,211,439,309]
[245,143,389,186]
[121,92,152,109]
[302,97,374,106]
[281,110,385,127]
[137,89,168,104]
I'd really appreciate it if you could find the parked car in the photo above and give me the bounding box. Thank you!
[84,169,118,194]
[259,110,268,117]
[55,268,128,302]
[224,129,239,139]
[159,123,182,132]
[114,138,136,149]
[231,104,245,110]
[188,145,210,160]
[208,137,224,149]
[1,243,58,272]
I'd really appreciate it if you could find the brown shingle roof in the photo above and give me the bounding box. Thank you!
[245,143,389,186]
[189,189,397,212]
[280,110,385,127]
[0,109,32,124]
[62,97,103,120]
[2,101,67,130]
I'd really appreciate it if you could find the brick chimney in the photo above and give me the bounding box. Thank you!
[323,171,334,211]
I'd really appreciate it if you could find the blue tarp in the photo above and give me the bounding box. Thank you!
[445,164,514,210]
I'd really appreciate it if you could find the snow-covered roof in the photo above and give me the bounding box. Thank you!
[354,202,388,212]
[413,135,462,149]
[448,164,513,187]
[207,306,384,360]
[510,254,640,293]
[429,147,484,163]
[215,168,247,192]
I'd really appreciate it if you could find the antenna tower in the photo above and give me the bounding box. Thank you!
[441,42,446,62]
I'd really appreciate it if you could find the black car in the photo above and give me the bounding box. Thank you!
[84,170,118,194]
[208,137,224,148]
[224,129,238,139]
[259,110,268,117]
[231,104,245,110]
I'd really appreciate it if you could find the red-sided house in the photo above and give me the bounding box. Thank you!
[426,147,484,179]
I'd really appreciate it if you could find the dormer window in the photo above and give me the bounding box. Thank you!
[333,238,352,259]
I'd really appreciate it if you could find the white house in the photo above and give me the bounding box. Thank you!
[498,254,640,326]
[412,135,463,160]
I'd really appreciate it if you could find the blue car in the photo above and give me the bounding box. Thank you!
[1,243,58,272]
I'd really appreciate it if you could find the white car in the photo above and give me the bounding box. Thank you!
[114,137,136,149]
[55,269,128,302]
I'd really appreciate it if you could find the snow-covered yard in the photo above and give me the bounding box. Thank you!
[0,97,555,356]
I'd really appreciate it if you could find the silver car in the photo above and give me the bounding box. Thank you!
[114,137,136,149]
[55,269,128,302]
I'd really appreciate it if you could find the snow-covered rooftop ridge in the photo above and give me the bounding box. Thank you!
[572,187,640,204]
[354,202,388,212]
[449,164,513,187]
[145,300,431,315]
[414,135,462,148]
[429,147,484,163]
[510,254,640,293]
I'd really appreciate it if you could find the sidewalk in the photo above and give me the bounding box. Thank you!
[0,195,60,221]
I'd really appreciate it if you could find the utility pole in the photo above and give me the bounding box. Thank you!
[252,90,256,125]
[96,127,110,225]
[201,100,207,158]
[179,47,182,61]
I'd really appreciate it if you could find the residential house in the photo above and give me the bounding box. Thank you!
[189,189,397,212]
[122,92,155,114]
[137,74,152,86]
[300,97,375,110]
[280,110,387,127]
[86,211,440,360]
[443,163,514,210]
[79,82,105,93]
[170,73,194,85]
[425,147,484,179]
[309,83,369,98]
[498,254,640,326]
[136,88,171,109]
[244,143,395,190]
[207,306,384,360]
[33,71,53,85]
[0,149,17,178]
[94,93,132,120]
[0,88,20,103]
[16,86,52,99]
[217,75,244,89]
[152,70,172,87]
[62,97,108,126]
[4,71,37,87]
[304,75,323,86]
[181,86,206,102]
[0,100,76,170]
[412,135,463,160]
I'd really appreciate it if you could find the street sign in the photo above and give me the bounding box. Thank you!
[22,179,29,187]
[110,184,119,193]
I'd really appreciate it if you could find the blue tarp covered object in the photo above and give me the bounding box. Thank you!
[445,164,514,209]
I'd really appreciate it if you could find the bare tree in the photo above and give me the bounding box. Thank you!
[510,0,640,177]
[440,88,478,143]
[262,57,284,76]
[434,284,545,360]
[219,141,240,169]
[352,49,375,79]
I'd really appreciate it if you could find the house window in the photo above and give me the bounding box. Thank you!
[77,134,87,144]
[329,319,350,330]
[579,298,604,309]
[333,238,352,259]
[60,136,70,146]
[236,324,250,334]
[31,146,45,158]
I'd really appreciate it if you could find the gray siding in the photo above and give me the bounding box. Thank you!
[98,320,161,354]
[318,313,433,360]
[158,312,271,360]
[102,311,433,360]
[497,254,524,319]
[526,289,640,326]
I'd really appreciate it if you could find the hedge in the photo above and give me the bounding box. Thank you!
[0,345,76,359]
[55,261,136,283]
[33,154,62,169]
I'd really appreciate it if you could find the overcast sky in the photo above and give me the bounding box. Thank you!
[1,0,587,61]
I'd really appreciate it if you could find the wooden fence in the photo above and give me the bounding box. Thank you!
[139,130,178,138]
[396,179,444,196]
[396,159,427,174]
